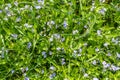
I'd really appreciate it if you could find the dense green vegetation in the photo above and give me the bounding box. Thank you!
[0,0,120,80]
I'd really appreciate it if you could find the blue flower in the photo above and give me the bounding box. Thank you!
[63,21,68,29]
[11,34,18,39]
[99,0,105,3]
[49,73,56,79]
[93,77,99,80]
[37,0,44,5]
[35,6,41,9]
[84,73,88,77]
[25,77,29,80]
[11,70,15,74]
[27,42,32,49]
[97,30,101,36]
[0,10,2,13]
[99,8,107,15]
[42,51,47,58]
[50,66,55,71]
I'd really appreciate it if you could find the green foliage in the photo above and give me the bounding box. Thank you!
[0,0,120,80]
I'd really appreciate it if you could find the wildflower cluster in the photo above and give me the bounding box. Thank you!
[0,0,120,80]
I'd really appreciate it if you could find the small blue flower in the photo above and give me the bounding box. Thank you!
[11,70,15,74]
[77,54,81,57]
[26,67,29,71]
[38,0,41,2]
[49,37,53,42]
[35,6,41,9]
[92,60,97,65]
[11,34,18,39]
[99,8,107,15]
[72,30,79,34]
[61,58,66,65]
[41,69,44,74]
[42,51,47,58]
[110,65,120,71]
[49,73,56,79]
[97,30,101,36]
[103,42,108,47]
[53,33,61,39]
[24,23,32,28]
[84,25,88,28]
[14,1,18,6]
[63,21,68,29]
[99,0,105,3]
[93,77,99,80]
[79,48,82,53]
[61,37,65,42]
[49,51,52,55]
[37,0,44,5]
[16,17,21,22]
[50,66,55,70]
[27,42,32,49]
[114,38,119,45]
[95,48,99,52]
[0,10,2,13]
[107,52,111,56]
[25,77,29,80]
[84,73,88,77]
[102,61,110,68]
[38,0,43,2]
[56,47,61,51]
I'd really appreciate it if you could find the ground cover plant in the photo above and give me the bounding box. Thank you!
[0,0,120,80]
